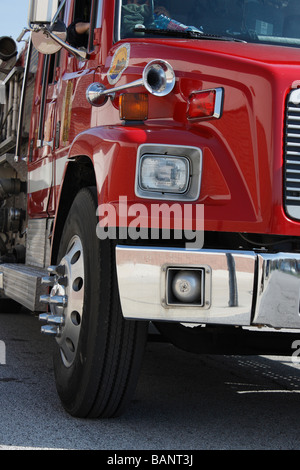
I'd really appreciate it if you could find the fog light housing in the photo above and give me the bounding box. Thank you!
[139,155,190,194]
[166,267,205,306]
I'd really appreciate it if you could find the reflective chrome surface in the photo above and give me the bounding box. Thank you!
[28,0,59,25]
[0,264,48,311]
[55,235,84,368]
[171,269,202,303]
[284,88,300,220]
[253,252,300,328]
[86,82,109,107]
[86,60,176,107]
[39,236,84,367]
[31,20,67,55]
[135,144,202,201]
[116,246,256,325]
[116,246,300,329]
[143,60,175,97]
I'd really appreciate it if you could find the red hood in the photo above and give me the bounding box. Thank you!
[152,37,300,65]
[126,36,300,65]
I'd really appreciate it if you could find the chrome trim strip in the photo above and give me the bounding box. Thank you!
[213,88,223,118]
[48,30,87,60]
[287,115,300,121]
[15,37,33,162]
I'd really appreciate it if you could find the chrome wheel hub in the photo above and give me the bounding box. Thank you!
[39,235,84,367]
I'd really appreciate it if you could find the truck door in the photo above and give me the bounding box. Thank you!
[28,52,59,218]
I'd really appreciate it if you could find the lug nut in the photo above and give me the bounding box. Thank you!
[47,265,65,276]
[40,294,68,307]
[47,315,64,325]
[40,295,51,304]
[58,276,68,287]
[41,325,60,337]
[39,313,64,325]
[41,276,55,286]
[39,313,49,322]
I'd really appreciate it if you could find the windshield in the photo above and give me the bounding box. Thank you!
[118,0,300,47]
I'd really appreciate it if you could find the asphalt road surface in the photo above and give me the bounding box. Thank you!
[1,309,300,450]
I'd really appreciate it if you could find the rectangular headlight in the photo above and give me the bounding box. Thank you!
[139,155,190,194]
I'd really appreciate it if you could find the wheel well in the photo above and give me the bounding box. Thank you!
[51,156,96,263]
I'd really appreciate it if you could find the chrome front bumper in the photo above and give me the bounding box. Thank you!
[116,246,300,329]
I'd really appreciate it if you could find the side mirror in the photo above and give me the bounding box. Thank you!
[28,0,67,55]
[31,20,67,55]
[27,0,88,59]
[28,0,59,25]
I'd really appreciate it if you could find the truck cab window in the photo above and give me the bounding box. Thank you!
[118,0,300,48]
[67,0,96,50]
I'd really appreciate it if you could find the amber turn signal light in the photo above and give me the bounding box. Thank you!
[119,93,148,121]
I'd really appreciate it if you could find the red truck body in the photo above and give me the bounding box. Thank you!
[1,0,300,418]
[29,30,300,235]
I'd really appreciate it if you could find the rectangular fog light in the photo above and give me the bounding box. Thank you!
[139,155,190,194]
[166,267,205,307]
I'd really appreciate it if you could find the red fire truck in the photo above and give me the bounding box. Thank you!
[1,0,300,418]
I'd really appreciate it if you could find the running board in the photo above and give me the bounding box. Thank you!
[0,264,49,311]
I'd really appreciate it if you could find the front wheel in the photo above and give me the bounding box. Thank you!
[51,187,148,418]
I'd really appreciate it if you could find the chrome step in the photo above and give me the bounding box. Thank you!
[0,263,48,311]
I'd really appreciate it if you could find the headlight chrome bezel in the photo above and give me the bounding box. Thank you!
[135,144,202,201]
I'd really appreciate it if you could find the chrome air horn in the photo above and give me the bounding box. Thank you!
[143,60,175,96]
[86,59,175,107]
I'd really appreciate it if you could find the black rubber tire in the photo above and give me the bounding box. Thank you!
[53,187,148,418]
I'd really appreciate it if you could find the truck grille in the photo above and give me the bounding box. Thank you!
[284,88,300,220]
